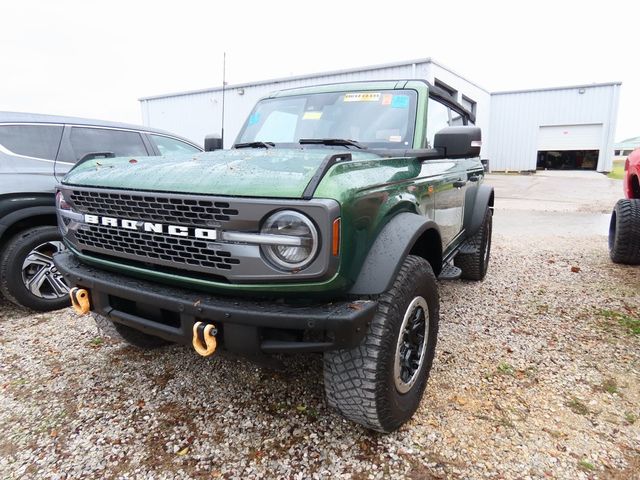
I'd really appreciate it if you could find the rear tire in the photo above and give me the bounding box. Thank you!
[323,255,439,432]
[0,226,70,311]
[92,313,171,349]
[609,199,640,265]
[455,208,493,280]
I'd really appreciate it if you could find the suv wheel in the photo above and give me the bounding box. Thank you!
[0,226,70,311]
[92,313,171,349]
[323,255,439,432]
[609,199,640,265]
[455,208,493,280]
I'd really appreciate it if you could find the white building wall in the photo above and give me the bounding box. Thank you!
[140,59,490,154]
[140,60,619,172]
[489,83,621,172]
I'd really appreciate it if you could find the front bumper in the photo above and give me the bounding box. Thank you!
[54,251,376,355]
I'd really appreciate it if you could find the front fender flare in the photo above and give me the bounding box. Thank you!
[0,205,57,240]
[349,212,440,296]
[464,184,494,237]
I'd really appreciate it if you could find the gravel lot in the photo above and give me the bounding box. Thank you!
[1,173,639,479]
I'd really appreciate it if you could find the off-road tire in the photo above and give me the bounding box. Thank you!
[609,199,640,265]
[92,313,171,349]
[0,226,70,311]
[323,255,439,432]
[455,208,493,280]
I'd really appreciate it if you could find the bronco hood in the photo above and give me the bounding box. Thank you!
[62,149,378,198]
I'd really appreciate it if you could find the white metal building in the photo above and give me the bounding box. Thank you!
[489,83,621,172]
[139,58,620,172]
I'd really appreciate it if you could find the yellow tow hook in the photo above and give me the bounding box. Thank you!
[192,321,218,357]
[69,287,91,315]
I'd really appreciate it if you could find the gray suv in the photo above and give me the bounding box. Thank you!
[0,112,201,311]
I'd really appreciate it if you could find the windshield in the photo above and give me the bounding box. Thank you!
[236,89,417,149]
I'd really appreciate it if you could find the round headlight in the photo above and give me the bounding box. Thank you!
[260,210,319,271]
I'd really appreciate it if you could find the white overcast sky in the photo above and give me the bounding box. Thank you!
[1,0,638,141]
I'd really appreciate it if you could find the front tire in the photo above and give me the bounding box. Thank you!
[609,199,640,265]
[323,255,439,432]
[0,226,70,311]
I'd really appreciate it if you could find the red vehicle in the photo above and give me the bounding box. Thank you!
[609,149,640,264]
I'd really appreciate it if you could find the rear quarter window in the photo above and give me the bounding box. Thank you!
[0,125,64,159]
[69,127,148,162]
[149,134,200,155]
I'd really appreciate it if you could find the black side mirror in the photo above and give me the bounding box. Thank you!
[433,126,481,158]
[204,134,223,152]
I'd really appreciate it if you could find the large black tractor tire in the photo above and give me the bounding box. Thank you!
[609,199,640,265]
[323,255,439,432]
[455,208,493,280]
[0,226,70,311]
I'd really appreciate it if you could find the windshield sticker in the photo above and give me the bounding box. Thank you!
[248,112,260,125]
[389,135,402,142]
[302,111,323,120]
[391,95,410,109]
[382,94,393,106]
[344,92,381,102]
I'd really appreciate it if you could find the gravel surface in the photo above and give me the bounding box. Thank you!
[1,177,639,479]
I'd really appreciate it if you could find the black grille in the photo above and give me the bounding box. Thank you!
[69,190,239,227]
[75,224,240,272]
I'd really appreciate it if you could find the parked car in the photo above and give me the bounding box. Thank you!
[609,148,640,264]
[54,80,493,432]
[0,112,202,311]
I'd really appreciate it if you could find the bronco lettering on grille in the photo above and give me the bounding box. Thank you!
[84,214,217,240]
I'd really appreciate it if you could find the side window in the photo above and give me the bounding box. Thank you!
[425,99,451,148]
[69,127,148,162]
[0,125,63,159]
[150,134,200,155]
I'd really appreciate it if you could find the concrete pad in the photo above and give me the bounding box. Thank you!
[486,172,622,214]
[485,172,622,238]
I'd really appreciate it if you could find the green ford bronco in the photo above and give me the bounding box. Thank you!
[54,80,494,432]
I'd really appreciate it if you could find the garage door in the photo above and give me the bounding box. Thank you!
[537,124,603,151]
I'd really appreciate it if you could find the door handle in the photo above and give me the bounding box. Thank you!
[453,180,467,188]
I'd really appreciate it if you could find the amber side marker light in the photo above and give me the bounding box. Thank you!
[332,218,341,256]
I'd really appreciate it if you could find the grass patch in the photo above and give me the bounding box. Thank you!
[600,378,619,395]
[608,160,625,180]
[599,309,640,336]
[497,362,515,376]
[624,412,637,424]
[89,337,105,347]
[566,397,589,416]
[578,459,596,472]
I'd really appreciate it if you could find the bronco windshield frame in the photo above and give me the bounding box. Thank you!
[235,89,418,150]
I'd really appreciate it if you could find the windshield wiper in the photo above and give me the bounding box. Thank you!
[234,141,275,149]
[299,138,366,149]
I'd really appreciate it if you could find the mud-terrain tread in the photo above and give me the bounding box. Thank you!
[92,313,171,349]
[609,199,640,265]
[0,226,69,311]
[323,255,439,432]
[455,208,492,280]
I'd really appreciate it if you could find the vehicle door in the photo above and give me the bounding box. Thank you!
[0,123,64,194]
[425,97,468,250]
[54,125,151,179]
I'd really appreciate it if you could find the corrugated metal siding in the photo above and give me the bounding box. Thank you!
[140,60,492,154]
[489,84,620,172]
[141,63,431,148]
